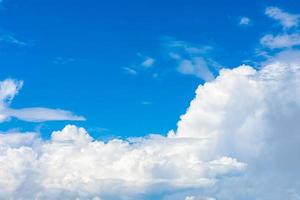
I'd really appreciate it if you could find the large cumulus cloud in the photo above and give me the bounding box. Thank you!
[1,50,300,199]
[0,125,245,200]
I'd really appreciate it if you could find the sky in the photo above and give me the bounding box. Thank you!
[1,0,300,200]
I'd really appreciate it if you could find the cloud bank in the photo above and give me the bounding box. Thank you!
[2,48,300,199]
[0,79,85,122]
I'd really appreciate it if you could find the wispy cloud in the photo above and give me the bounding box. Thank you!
[4,108,85,122]
[260,33,300,49]
[122,67,138,75]
[260,7,300,50]
[163,37,218,81]
[0,34,27,46]
[265,7,299,29]
[0,79,85,123]
[123,54,155,76]
[141,57,155,68]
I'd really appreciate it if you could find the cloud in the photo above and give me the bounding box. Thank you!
[177,58,214,80]
[0,79,85,122]
[0,125,246,200]
[123,54,155,76]
[239,17,251,26]
[4,107,85,122]
[2,49,300,199]
[265,7,299,29]
[164,38,217,81]
[260,7,300,50]
[260,33,300,49]
[122,67,138,75]
[141,57,155,68]
[171,49,300,199]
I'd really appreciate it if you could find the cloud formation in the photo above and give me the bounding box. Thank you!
[0,125,246,200]
[2,49,300,199]
[265,7,299,29]
[261,7,300,50]
[0,79,85,122]
[170,49,300,199]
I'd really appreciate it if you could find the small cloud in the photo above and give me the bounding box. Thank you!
[137,53,155,68]
[122,67,138,75]
[265,7,299,29]
[123,54,155,76]
[141,57,155,68]
[239,17,251,26]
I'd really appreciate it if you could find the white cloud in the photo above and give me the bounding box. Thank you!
[0,131,39,147]
[0,125,245,199]
[171,49,300,199]
[2,50,300,199]
[141,57,155,68]
[265,7,299,29]
[260,33,300,49]
[0,79,85,122]
[239,17,251,26]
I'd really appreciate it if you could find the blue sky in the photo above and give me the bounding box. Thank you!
[2,1,300,200]
[2,0,299,139]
